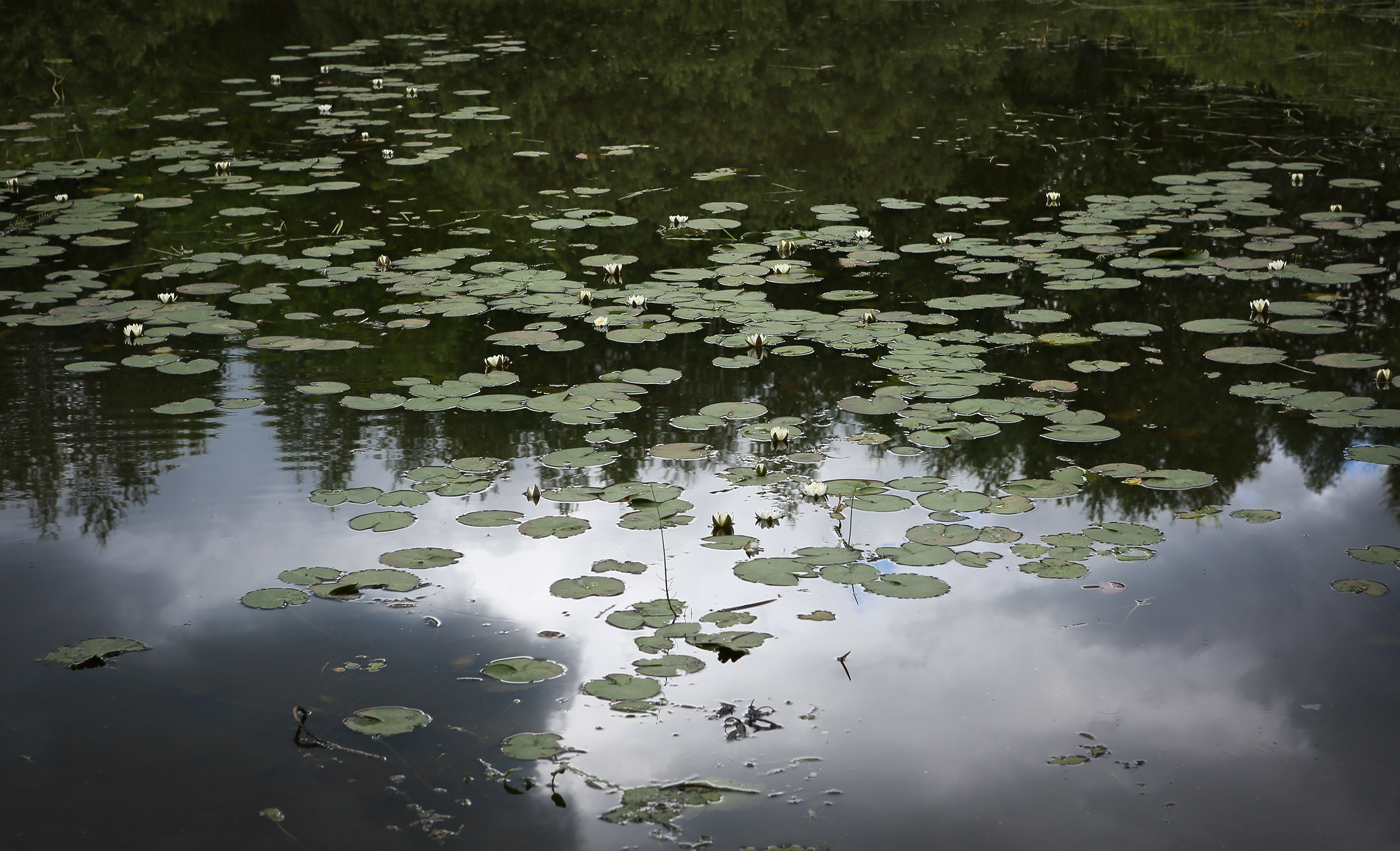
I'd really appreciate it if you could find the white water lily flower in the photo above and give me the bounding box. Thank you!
[1290,172,1304,185]
[270,74,282,85]
[603,262,622,277]
[381,149,394,159]
[485,354,510,369]
[1330,204,1342,213]
[754,507,780,522]
[626,294,647,308]
[318,104,332,115]
[712,512,734,531]
[320,65,331,74]
[770,263,791,275]
[1378,368,1393,384]
[1045,190,1061,205]
[770,426,790,443]
[803,481,827,498]
[6,177,19,191]
[122,323,144,339]
[854,228,872,240]
[133,193,144,201]
[745,333,769,348]
[157,293,176,304]
[371,78,384,89]
[578,289,593,304]
[1267,260,1285,272]
[524,484,542,502]
[754,460,769,477]
[1250,299,1269,315]
[668,214,689,228]
[376,255,390,271]
[406,86,419,97]
[778,238,797,257]
[360,131,370,141]
[54,194,69,202]
[214,161,231,173]
[594,315,609,327]
[934,234,953,245]
[861,310,878,324]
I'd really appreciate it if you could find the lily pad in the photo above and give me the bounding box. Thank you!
[348,510,415,532]
[1230,508,1282,523]
[861,574,951,598]
[1331,579,1388,596]
[734,558,817,586]
[1137,469,1216,490]
[378,547,462,568]
[152,397,216,415]
[1345,445,1400,466]
[583,673,662,700]
[457,510,524,527]
[1348,545,1400,564]
[541,447,618,468]
[1204,346,1286,365]
[343,706,430,737]
[483,657,566,683]
[550,576,626,598]
[1083,522,1164,546]
[240,588,310,609]
[37,637,150,668]
[518,516,591,539]
[633,654,706,677]
[649,442,715,460]
[502,732,567,760]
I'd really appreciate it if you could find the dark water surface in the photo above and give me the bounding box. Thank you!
[3,2,1400,849]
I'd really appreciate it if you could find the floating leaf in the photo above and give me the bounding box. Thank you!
[1020,559,1087,579]
[152,397,216,415]
[483,657,566,683]
[348,510,415,532]
[1084,522,1164,546]
[633,654,706,677]
[1331,579,1388,596]
[457,510,524,527]
[699,401,768,420]
[1346,445,1400,466]
[1230,509,1282,523]
[1204,346,1286,365]
[649,442,714,460]
[240,588,310,609]
[502,732,567,760]
[1347,545,1400,564]
[541,447,618,468]
[279,567,340,585]
[343,706,430,737]
[798,610,836,621]
[518,516,591,539]
[861,574,950,598]
[1137,469,1216,490]
[583,673,661,700]
[593,559,648,574]
[551,576,626,598]
[37,637,150,668]
[378,547,462,568]
[734,558,817,586]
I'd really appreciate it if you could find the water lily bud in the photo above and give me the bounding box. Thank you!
[1045,190,1061,206]
[1378,368,1393,385]
[1250,298,1269,315]
[270,74,282,85]
[361,131,370,141]
[854,228,872,240]
[381,149,394,159]
[578,289,593,304]
[626,294,646,308]
[770,426,790,443]
[770,263,791,275]
[371,78,384,89]
[157,293,176,304]
[1267,260,1285,272]
[54,194,68,202]
[667,214,689,228]
[214,161,230,173]
[406,86,418,97]
[746,333,768,349]
[133,193,144,201]
[778,239,796,257]
[861,310,878,324]
[711,512,734,532]
[1291,172,1304,185]
[376,255,390,271]
[934,234,953,245]
[803,481,827,498]
[485,354,510,370]
[593,315,609,328]
[318,104,332,116]
[524,485,542,503]
[122,323,144,339]
[320,65,331,74]
[5,177,18,191]
[603,262,622,277]
[754,461,768,477]
[1330,204,1342,213]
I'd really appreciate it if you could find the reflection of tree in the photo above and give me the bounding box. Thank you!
[0,335,219,543]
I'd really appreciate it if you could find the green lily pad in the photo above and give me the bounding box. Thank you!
[593,559,648,574]
[348,510,415,532]
[343,706,430,737]
[734,558,817,586]
[1001,479,1079,499]
[583,673,662,700]
[378,547,462,568]
[152,397,216,415]
[907,523,978,546]
[278,567,341,585]
[502,732,567,760]
[1331,579,1388,596]
[37,637,150,668]
[633,654,706,677]
[541,447,618,468]
[649,442,715,460]
[240,588,310,609]
[483,657,566,683]
[1230,509,1282,523]
[551,576,626,598]
[296,381,353,395]
[457,510,524,527]
[861,574,951,598]
[1020,559,1088,579]
[799,610,837,621]
[1042,424,1120,443]
[1348,545,1400,564]
[1181,318,1257,334]
[875,542,955,566]
[1345,445,1400,466]
[340,394,406,411]
[1084,522,1164,546]
[1314,353,1388,369]
[1137,469,1216,490]
[518,516,591,539]
[1204,346,1286,365]
[699,401,768,420]
[64,361,115,373]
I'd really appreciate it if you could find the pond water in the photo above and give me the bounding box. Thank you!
[3,2,1400,848]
